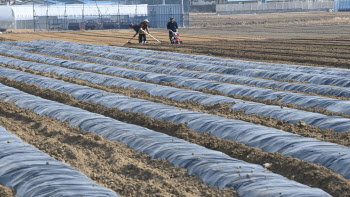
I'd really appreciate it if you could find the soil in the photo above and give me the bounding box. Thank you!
[1,77,350,197]
[1,11,350,196]
[3,65,350,149]
[3,52,349,120]
[0,185,15,197]
[32,50,350,102]
[1,12,350,69]
[0,100,238,197]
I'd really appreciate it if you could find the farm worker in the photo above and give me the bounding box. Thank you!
[129,23,140,38]
[130,23,140,34]
[167,17,178,42]
[137,19,150,44]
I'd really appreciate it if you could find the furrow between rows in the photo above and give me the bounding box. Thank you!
[2,47,350,120]
[16,40,350,86]
[0,54,350,134]
[0,65,349,184]
[0,126,118,197]
[3,75,350,196]
[10,41,350,101]
[3,64,350,148]
[0,100,237,197]
[0,83,332,197]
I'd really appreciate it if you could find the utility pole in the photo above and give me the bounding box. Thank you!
[46,3,49,31]
[95,0,102,21]
[64,2,67,30]
[181,0,185,27]
[117,3,120,29]
[33,0,35,32]
[82,0,84,25]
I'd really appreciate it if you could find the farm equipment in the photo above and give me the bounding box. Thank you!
[169,30,182,44]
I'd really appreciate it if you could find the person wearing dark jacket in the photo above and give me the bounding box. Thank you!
[130,23,140,33]
[129,23,140,37]
[167,17,178,42]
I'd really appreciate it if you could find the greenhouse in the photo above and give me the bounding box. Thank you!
[0,4,148,29]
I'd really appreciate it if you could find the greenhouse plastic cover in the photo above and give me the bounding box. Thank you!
[0,5,147,21]
[0,84,331,197]
[2,45,350,117]
[27,39,350,79]
[102,41,350,78]
[0,127,118,197]
[0,7,13,22]
[64,44,350,87]
[86,41,350,78]
[11,40,350,87]
[0,66,350,181]
[9,41,350,99]
[0,56,350,133]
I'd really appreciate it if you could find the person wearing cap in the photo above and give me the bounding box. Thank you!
[137,19,150,43]
[167,17,178,42]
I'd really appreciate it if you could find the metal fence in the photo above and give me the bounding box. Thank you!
[148,5,189,28]
[31,13,188,31]
[217,1,334,14]
[30,14,149,31]
[334,0,350,11]
[32,14,189,31]
[10,3,189,31]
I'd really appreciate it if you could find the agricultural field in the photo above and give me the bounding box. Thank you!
[0,12,350,196]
